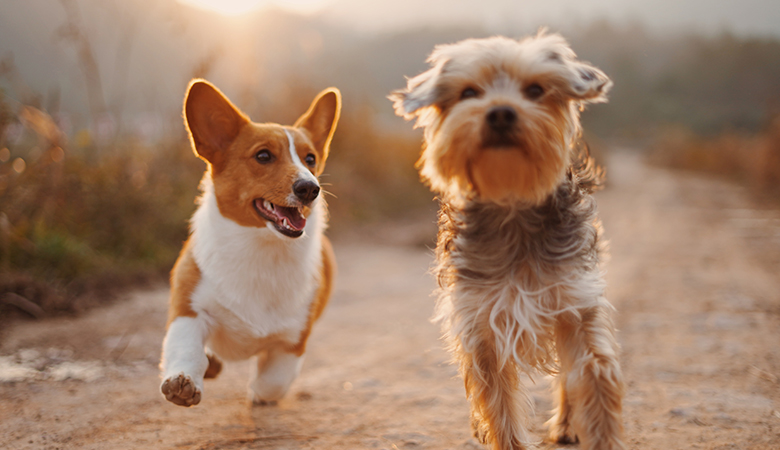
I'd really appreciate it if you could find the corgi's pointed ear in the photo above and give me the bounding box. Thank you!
[294,88,341,162]
[183,79,249,164]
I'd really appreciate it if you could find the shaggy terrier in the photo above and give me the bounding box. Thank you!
[390,32,625,450]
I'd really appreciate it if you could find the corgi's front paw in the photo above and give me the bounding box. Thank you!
[161,373,202,407]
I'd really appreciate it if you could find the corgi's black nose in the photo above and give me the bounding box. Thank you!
[293,179,320,203]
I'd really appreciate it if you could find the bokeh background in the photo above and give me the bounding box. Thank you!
[1,0,779,320]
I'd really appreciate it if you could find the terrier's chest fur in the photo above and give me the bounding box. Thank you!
[433,158,608,371]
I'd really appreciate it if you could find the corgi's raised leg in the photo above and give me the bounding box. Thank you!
[161,316,209,406]
[249,348,304,405]
[160,240,209,407]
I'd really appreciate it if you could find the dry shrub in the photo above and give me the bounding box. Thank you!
[0,134,203,322]
[648,118,780,200]
[0,87,433,322]
[753,117,780,193]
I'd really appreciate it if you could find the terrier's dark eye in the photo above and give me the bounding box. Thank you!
[460,87,479,100]
[255,149,274,164]
[524,84,545,100]
[304,153,316,167]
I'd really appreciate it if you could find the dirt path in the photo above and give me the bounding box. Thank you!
[1,151,779,450]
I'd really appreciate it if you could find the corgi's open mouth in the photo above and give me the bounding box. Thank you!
[254,199,306,238]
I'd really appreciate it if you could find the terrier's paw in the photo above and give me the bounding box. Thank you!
[161,373,202,407]
[548,423,578,445]
[470,414,489,445]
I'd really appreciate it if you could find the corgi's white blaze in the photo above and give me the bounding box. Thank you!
[187,176,325,356]
[285,129,318,183]
[285,129,319,205]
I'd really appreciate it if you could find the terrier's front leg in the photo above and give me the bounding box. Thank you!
[249,348,304,405]
[547,370,578,445]
[160,316,209,407]
[460,333,530,450]
[552,306,625,450]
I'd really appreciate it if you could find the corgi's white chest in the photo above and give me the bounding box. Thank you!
[189,180,324,341]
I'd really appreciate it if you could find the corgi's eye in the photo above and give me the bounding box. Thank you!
[460,87,479,100]
[255,149,274,164]
[524,83,545,100]
[304,154,316,167]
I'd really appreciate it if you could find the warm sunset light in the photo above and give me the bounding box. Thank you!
[178,0,327,16]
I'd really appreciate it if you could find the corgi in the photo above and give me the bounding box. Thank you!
[160,79,341,407]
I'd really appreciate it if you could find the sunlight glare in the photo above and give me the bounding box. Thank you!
[178,0,328,16]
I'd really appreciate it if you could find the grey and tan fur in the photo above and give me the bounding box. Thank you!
[391,32,625,450]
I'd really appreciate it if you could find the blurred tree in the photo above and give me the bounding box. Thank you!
[56,0,107,121]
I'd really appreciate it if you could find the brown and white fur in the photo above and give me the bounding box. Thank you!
[390,33,625,449]
[160,80,340,407]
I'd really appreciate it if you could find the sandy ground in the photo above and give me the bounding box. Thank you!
[1,151,779,450]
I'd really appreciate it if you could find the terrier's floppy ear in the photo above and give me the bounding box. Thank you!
[294,87,341,163]
[559,60,612,103]
[389,60,446,120]
[184,79,249,164]
[531,32,612,103]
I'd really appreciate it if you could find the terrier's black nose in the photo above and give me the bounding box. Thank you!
[293,179,320,203]
[486,106,517,130]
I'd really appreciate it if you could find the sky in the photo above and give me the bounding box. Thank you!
[179,0,780,37]
[178,0,329,15]
[329,0,780,37]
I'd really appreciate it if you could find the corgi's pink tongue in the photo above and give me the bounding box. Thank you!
[276,206,306,231]
[255,199,306,232]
